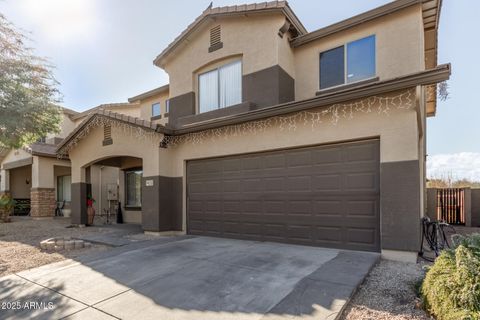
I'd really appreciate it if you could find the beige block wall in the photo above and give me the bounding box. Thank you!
[293,5,424,100]
[163,13,287,97]
[9,165,32,199]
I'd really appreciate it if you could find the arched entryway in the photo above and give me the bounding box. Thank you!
[84,156,143,225]
[57,112,183,233]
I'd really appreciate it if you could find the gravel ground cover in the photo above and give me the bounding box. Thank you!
[0,217,117,277]
[341,260,432,320]
[342,227,480,320]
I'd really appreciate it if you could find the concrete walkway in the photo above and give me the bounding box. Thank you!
[0,237,379,320]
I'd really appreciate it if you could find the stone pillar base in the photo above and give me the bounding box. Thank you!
[30,188,56,217]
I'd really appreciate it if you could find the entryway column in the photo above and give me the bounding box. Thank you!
[71,165,88,225]
[141,150,183,233]
[0,169,10,194]
[30,156,56,217]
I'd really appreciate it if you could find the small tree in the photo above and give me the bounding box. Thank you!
[0,14,62,149]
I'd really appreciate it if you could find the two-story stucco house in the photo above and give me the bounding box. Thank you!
[49,0,448,262]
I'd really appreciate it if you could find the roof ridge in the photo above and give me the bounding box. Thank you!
[153,0,305,67]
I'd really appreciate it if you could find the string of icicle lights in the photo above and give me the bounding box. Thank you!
[58,89,416,155]
[58,115,161,157]
[163,89,415,146]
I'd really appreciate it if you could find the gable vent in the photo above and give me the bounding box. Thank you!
[103,124,113,146]
[104,125,111,140]
[209,25,223,52]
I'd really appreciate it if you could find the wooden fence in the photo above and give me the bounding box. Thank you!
[436,188,465,224]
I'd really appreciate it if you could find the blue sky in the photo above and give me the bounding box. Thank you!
[0,0,478,178]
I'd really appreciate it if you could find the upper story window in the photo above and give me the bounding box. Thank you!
[151,102,161,117]
[320,35,376,90]
[199,60,242,113]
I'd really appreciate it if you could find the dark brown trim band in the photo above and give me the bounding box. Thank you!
[170,64,450,136]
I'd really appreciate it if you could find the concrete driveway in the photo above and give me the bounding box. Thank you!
[0,236,378,320]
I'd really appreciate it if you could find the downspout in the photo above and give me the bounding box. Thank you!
[415,85,424,139]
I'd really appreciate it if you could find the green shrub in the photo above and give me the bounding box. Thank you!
[421,233,480,320]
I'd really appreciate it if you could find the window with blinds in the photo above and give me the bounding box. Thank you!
[199,60,242,113]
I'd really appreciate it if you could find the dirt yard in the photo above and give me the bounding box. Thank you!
[0,217,117,277]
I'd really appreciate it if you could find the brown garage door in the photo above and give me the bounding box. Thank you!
[187,139,380,252]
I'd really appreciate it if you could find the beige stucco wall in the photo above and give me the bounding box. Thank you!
[1,149,32,192]
[159,89,421,230]
[294,4,425,100]
[138,91,170,125]
[162,13,288,97]
[69,125,166,183]
[108,106,141,118]
[73,106,142,128]
[66,89,422,236]
[161,5,424,105]
[47,113,77,141]
[118,172,142,224]
[90,165,120,218]
[168,90,420,175]
[9,165,32,198]
[2,148,31,165]
[32,156,70,189]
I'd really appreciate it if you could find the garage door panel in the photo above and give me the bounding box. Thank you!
[345,142,379,162]
[286,150,312,167]
[311,148,343,164]
[187,140,380,252]
[347,228,377,244]
[345,172,377,191]
[312,174,342,191]
[346,200,378,217]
